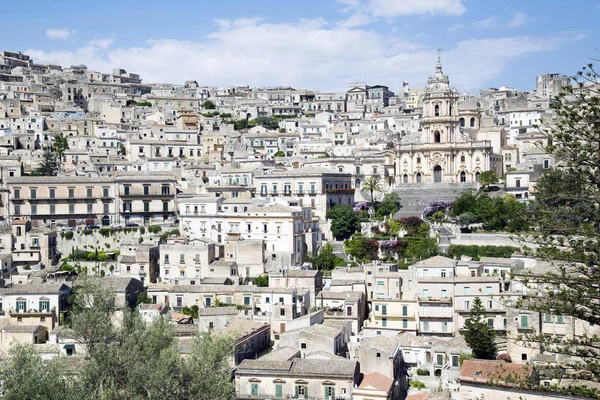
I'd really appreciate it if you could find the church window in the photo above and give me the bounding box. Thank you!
[459,118,465,127]
[416,157,421,164]
[460,155,465,163]
[434,105,440,116]
[416,173,422,183]
[434,131,441,143]
[470,117,476,128]
[460,171,466,182]
[372,167,378,175]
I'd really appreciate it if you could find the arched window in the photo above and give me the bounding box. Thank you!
[338,166,344,172]
[460,171,466,182]
[434,104,440,116]
[356,166,360,174]
[459,118,465,127]
[475,172,481,182]
[460,155,465,163]
[403,174,408,184]
[434,131,441,143]
[416,157,421,164]
[470,117,475,128]
[372,167,378,175]
[506,153,512,162]
[355,179,361,187]
[234,207,238,212]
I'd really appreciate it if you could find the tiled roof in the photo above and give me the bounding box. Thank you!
[459,360,532,385]
[197,306,238,316]
[5,282,69,295]
[358,371,394,392]
[2,324,45,333]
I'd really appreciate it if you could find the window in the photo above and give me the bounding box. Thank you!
[16,300,26,312]
[487,318,494,328]
[30,188,36,199]
[250,383,258,397]
[520,315,529,328]
[50,204,55,215]
[13,189,20,199]
[31,205,37,215]
[87,188,93,198]
[423,321,429,331]
[434,104,440,116]
[544,313,551,323]
[382,317,387,327]
[441,269,446,277]
[280,309,285,316]
[244,296,250,305]
[464,287,470,294]
[49,188,55,198]
[464,300,470,310]
[179,254,185,264]
[39,300,50,312]
[144,202,150,212]
[124,186,130,195]
[402,319,408,329]
[441,289,447,298]
[436,354,444,365]
[87,203,93,213]
[163,201,169,212]
[69,204,75,214]
[422,289,429,297]
[275,384,283,398]
[324,386,335,400]
[452,355,459,367]
[298,184,303,194]
[164,254,170,264]
[301,342,307,349]
[68,188,75,198]
[486,286,492,294]
[557,314,564,324]
[123,202,132,212]
[402,305,408,316]
[487,300,493,309]
[543,159,550,169]
[381,305,387,315]
[143,185,149,195]
[295,385,307,398]
[162,185,170,195]
[103,187,109,197]
[442,322,448,332]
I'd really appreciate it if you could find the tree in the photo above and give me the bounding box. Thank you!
[202,100,216,109]
[376,193,401,218]
[478,170,498,191]
[182,304,199,318]
[361,175,383,206]
[463,297,497,359]
[344,234,379,262]
[0,277,237,400]
[35,147,60,176]
[273,150,285,157]
[405,238,437,260]
[254,274,269,287]
[458,212,478,227]
[511,61,600,397]
[53,134,69,156]
[327,204,360,240]
[313,243,337,270]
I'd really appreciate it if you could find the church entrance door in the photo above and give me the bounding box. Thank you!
[434,166,442,183]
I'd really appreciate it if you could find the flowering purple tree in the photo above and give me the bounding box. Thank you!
[423,200,454,217]
[353,202,368,212]
[380,240,408,258]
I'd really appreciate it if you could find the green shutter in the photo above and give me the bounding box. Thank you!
[251,383,258,397]
[275,384,282,398]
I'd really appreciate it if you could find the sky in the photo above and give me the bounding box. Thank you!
[2,0,599,93]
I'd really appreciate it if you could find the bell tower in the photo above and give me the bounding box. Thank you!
[422,54,460,144]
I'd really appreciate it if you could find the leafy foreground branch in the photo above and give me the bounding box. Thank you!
[0,276,236,400]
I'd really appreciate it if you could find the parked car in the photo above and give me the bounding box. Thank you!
[126,223,139,227]
[61,226,74,232]
[86,224,100,230]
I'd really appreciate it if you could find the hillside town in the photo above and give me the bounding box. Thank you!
[0,49,598,400]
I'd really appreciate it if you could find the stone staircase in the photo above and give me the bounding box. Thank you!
[393,182,478,218]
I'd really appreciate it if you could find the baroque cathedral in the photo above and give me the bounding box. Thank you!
[394,57,496,184]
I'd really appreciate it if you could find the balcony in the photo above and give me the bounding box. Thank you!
[418,297,453,304]
[325,188,354,195]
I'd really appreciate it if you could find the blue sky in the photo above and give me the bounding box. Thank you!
[2,0,598,93]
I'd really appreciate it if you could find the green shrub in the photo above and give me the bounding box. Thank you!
[64,231,74,240]
[415,368,430,376]
[148,225,162,234]
[83,229,93,235]
[446,244,519,261]
[410,380,426,390]
[139,227,145,235]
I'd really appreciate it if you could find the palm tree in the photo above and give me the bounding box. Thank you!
[361,175,383,207]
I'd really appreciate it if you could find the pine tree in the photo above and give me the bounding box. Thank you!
[463,297,497,359]
[35,147,59,176]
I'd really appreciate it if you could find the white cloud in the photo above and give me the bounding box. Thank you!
[473,16,497,29]
[338,0,466,17]
[45,28,75,40]
[448,23,464,32]
[27,19,574,92]
[337,13,374,28]
[507,12,527,27]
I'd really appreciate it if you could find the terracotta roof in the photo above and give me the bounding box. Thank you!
[459,360,532,386]
[358,371,394,392]
[406,392,431,400]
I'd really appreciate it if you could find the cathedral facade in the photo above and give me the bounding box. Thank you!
[394,58,498,184]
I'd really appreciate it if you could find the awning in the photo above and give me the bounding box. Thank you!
[63,344,75,349]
